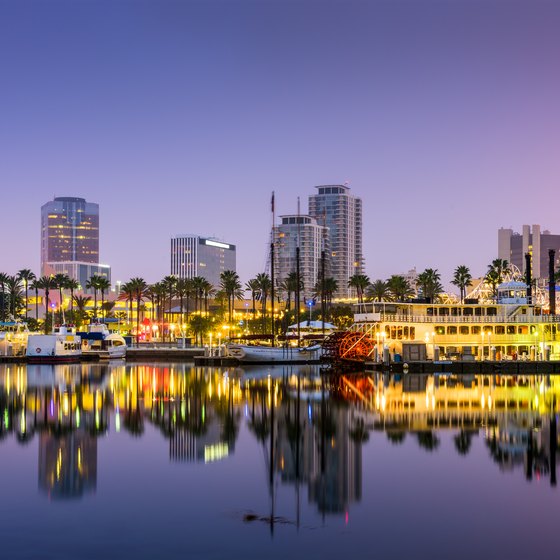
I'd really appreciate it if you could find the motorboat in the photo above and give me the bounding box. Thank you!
[79,322,127,359]
[26,325,82,363]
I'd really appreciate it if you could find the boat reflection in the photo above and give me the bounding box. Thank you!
[0,363,558,508]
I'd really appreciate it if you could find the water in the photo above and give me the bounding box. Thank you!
[0,362,557,559]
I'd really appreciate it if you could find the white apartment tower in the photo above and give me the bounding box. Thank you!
[273,215,329,300]
[308,185,363,299]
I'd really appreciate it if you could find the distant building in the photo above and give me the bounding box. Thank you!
[308,185,363,299]
[171,235,236,288]
[41,197,111,290]
[498,225,560,279]
[273,215,329,300]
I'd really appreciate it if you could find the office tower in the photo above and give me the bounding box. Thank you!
[498,225,560,279]
[171,235,236,288]
[273,215,329,300]
[41,197,111,289]
[308,185,363,299]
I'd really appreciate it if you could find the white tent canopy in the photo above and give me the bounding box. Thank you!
[287,320,336,331]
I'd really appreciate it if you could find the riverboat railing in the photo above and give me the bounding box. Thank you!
[354,313,560,324]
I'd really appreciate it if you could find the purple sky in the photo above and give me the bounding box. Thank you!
[1,0,559,289]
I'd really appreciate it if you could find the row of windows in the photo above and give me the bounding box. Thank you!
[434,324,557,335]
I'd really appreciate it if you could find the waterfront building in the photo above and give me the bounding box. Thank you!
[41,196,111,290]
[273,215,329,301]
[308,185,363,299]
[170,235,236,289]
[498,225,560,280]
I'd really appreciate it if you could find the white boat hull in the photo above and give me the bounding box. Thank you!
[226,344,322,363]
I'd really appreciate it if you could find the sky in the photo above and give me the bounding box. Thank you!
[1,0,559,290]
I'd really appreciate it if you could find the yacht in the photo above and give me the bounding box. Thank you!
[79,322,127,359]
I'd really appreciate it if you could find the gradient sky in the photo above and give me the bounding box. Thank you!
[1,0,559,289]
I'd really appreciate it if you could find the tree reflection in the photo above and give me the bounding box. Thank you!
[416,431,440,452]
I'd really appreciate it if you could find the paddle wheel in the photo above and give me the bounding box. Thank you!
[322,331,375,362]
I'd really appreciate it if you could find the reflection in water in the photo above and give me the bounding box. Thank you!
[0,363,559,508]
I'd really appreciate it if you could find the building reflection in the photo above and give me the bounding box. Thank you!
[340,372,560,487]
[1,362,558,507]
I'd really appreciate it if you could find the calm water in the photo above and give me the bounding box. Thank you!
[0,362,558,560]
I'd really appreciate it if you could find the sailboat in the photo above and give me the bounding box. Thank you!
[226,193,323,364]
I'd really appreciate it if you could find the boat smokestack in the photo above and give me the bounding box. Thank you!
[550,249,556,315]
[525,252,532,304]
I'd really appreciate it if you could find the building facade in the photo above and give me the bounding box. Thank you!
[308,185,363,299]
[498,225,560,279]
[41,197,111,291]
[171,235,236,288]
[273,215,329,301]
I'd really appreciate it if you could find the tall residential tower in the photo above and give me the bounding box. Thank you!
[308,185,363,299]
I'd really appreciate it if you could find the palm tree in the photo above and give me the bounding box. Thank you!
[451,265,473,303]
[220,270,243,323]
[162,275,178,340]
[486,259,509,301]
[254,273,272,333]
[201,278,215,316]
[6,276,23,319]
[66,278,80,314]
[53,273,70,324]
[281,271,301,312]
[366,279,390,302]
[191,276,207,314]
[118,281,135,329]
[17,269,36,322]
[128,277,148,344]
[386,275,414,302]
[175,277,193,333]
[86,275,102,318]
[72,295,92,328]
[416,268,443,303]
[245,278,260,318]
[149,282,167,341]
[348,273,370,311]
[0,272,8,323]
[35,276,57,333]
[30,278,40,321]
[96,277,111,320]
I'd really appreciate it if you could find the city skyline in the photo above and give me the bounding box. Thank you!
[1,0,559,287]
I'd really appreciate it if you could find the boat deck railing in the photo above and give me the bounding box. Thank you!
[354,313,559,324]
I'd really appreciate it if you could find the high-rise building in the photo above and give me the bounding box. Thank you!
[273,215,329,300]
[171,235,236,288]
[498,225,560,279]
[308,185,363,299]
[41,197,111,290]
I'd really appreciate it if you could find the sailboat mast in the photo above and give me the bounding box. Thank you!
[295,197,301,346]
[270,191,275,345]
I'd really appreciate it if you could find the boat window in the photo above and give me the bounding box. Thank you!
[403,327,409,338]
[439,308,449,316]
[451,307,459,316]
[390,327,397,339]
[518,326,528,334]
[463,308,473,316]
[460,326,469,335]
[471,326,481,334]
[385,326,390,338]
[427,307,434,316]
[397,327,403,340]
[483,327,493,334]
[410,327,415,340]
[474,307,482,316]
[495,326,505,335]
[435,326,445,335]
[486,307,497,316]
[447,326,457,335]
[530,325,537,334]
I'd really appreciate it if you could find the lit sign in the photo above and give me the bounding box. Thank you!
[205,240,230,249]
